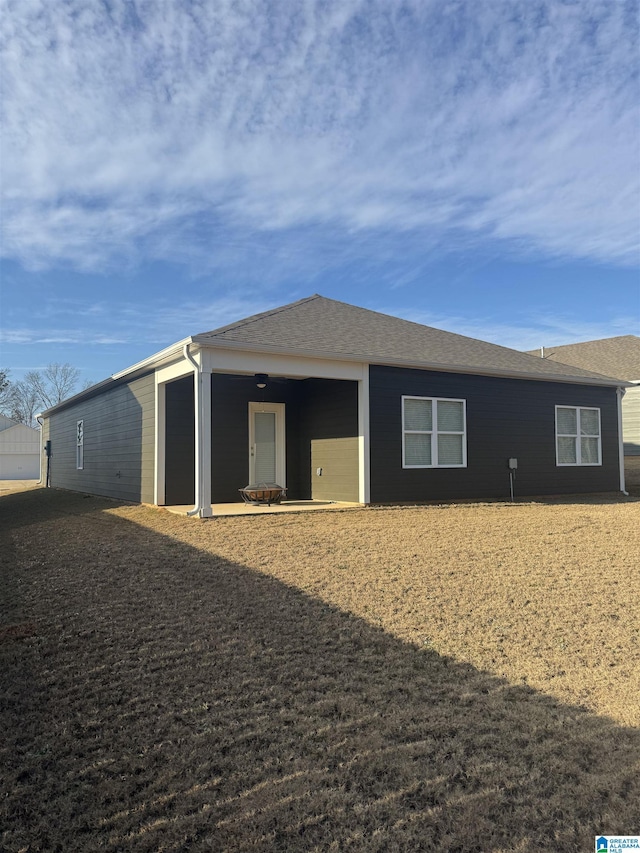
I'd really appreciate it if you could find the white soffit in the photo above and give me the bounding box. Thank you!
[202,346,367,381]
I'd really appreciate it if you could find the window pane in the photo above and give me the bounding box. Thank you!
[404,398,432,431]
[557,436,577,464]
[438,433,463,465]
[437,400,464,432]
[580,409,599,436]
[405,433,431,466]
[557,407,577,435]
[581,437,599,464]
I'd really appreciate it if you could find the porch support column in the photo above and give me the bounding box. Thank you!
[358,364,370,504]
[199,369,213,516]
[617,386,628,495]
[154,378,166,505]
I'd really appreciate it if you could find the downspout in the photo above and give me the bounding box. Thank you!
[36,415,46,486]
[184,343,205,517]
[617,386,628,496]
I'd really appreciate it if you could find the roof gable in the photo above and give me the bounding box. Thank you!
[525,335,640,381]
[0,414,17,432]
[195,295,620,384]
[0,422,41,448]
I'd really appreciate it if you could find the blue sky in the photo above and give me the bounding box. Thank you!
[1,0,639,386]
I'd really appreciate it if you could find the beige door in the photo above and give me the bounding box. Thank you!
[311,437,359,501]
[249,402,286,485]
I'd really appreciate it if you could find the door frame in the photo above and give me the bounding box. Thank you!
[248,402,286,486]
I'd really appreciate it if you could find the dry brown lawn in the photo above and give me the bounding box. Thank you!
[625,456,640,496]
[1,486,639,852]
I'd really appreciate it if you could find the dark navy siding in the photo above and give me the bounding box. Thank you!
[165,376,195,505]
[369,365,620,502]
[297,379,359,500]
[208,374,358,503]
[210,374,302,503]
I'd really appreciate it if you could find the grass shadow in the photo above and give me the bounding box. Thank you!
[1,490,639,852]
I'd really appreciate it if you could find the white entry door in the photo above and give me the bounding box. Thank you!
[249,402,286,485]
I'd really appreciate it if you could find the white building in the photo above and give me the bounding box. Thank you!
[0,414,41,479]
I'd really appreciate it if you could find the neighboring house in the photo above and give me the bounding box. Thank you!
[525,336,640,456]
[0,414,41,479]
[40,295,630,515]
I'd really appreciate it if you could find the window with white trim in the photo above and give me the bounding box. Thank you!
[402,396,467,468]
[76,420,84,470]
[555,406,601,466]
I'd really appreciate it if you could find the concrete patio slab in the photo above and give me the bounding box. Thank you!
[164,500,362,517]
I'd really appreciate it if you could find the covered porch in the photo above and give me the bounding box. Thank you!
[154,345,370,517]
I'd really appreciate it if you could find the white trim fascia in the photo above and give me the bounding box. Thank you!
[192,336,628,387]
[46,333,631,420]
[112,337,193,380]
[51,334,628,416]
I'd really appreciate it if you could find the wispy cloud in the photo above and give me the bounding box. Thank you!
[392,308,635,351]
[2,0,638,274]
[0,328,128,345]
[0,292,277,348]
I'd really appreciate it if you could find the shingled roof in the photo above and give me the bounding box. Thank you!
[525,335,640,382]
[193,295,622,385]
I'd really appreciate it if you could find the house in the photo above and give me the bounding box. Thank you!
[39,295,630,515]
[525,336,640,456]
[0,414,41,480]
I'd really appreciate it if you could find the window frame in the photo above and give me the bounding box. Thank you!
[555,405,602,467]
[76,419,84,470]
[402,395,467,469]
